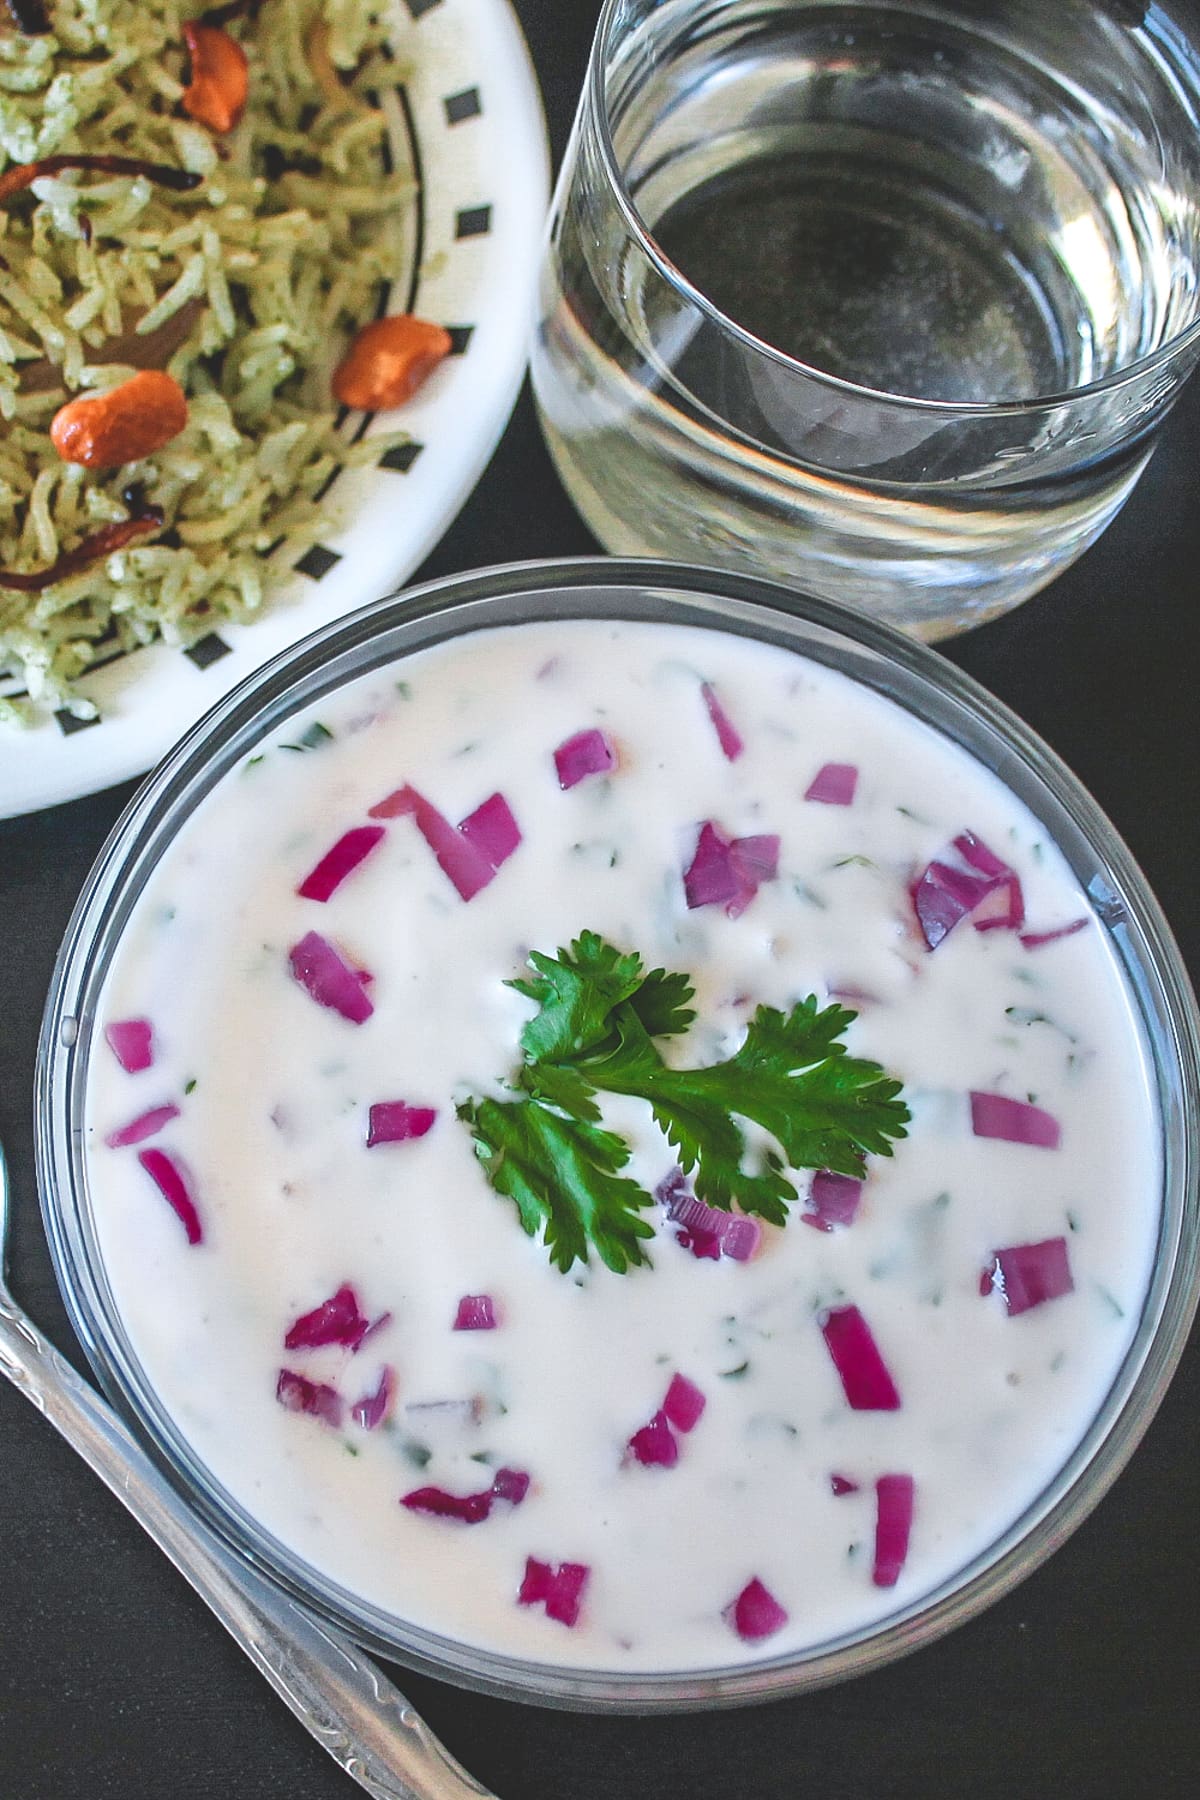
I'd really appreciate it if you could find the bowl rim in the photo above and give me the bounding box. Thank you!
[35,555,1200,1712]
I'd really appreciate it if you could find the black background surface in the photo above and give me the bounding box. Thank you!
[2,2,1198,1795]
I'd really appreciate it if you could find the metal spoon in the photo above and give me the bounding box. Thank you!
[0,1141,495,1800]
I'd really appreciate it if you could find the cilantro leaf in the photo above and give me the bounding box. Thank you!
[626,964,696,1041]
[456,1094,655,1274]
[507,931,696,1064]
[460,935,910,1273]
[517,1060,602,1122]
[506,931,646,1063]
[586,1002,908,1217]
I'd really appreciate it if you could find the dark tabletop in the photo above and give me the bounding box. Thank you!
[2,3,1199,1796]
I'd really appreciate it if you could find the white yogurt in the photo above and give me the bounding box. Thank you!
[84,619,1159,1672]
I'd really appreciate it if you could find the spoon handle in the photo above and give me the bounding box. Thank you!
[0,1295,493,1800]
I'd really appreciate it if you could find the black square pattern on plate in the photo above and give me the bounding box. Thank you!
[185,632,233,670]
[55,708,100,737]
[455,205,492,239]
[379,442,424,473]
[374,96,392,173]
[444,87,482,125]
[313,463,344,503]
[403,0,443,17]
[446,325,474,355]
[294,544,343,581]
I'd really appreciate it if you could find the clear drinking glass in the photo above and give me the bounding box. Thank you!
[532,0,1200,638]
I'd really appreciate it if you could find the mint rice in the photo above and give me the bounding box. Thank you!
[0,0,414,722]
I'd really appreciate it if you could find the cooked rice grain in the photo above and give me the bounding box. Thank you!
[0,0,415,721]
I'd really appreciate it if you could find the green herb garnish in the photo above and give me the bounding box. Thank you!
[457,932,909,1275]
[282,720,334,752]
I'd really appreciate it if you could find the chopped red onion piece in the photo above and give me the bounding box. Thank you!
[805,762,858,806]
[678,1223,722,1260]
[802,1170,863,1232]
[404,790,496,898]
[725,1576,788,1641]
[683,821,753,915]
[731,833,780,884]
[367,1101,437,1147]
[288,931,374,1024]
[137,1147,203,1245]
[658,1169,761,1262]
[910,830,1022,950]
[285,1283,371,1351]
[459,792,522,868]
[1020,917,1089,951]
[276,1368,343,1428]
[402,1484,493,1524]
[545,1562,589,1626]
[820,1304,901,1410]
[518,1558,589,1626]
[830,1473,859,1496]
[662,1373,706,1434]
[911,860,994,949]
[104,1018,154,1073]
[701,682,744,761]
[367,783,421,820]
[403,1467,531,1524]
[367,783,497,900]
[104,1102,180,1149]
[953,830,1009,877]
[667,1190,727,1242]
[554,727,618,789]
[518,1557,553,1605]
[453,1294,498,1331]
[491,1467,531,1505]
[659,1179,709,1234]
[721,1216,763,1261]
[456,1296,500,1339]
[971,875,1026,932]
[683,821,781,918]
[969,1090,1061,1150]
[352,1365,396,1430]
[627,1409,679,1468]
[655,1168,689,1207]
[296,824,386,902]
[873,1473,915,1587]
[981,1237,1074,1315]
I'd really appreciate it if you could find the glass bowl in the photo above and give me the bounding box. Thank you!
[36,557,1200,1711]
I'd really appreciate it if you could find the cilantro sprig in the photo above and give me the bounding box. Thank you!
[457,932,909,1274]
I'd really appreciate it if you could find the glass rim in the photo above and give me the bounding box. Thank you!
[35,555,1200,1711]
[588,0,1200,420]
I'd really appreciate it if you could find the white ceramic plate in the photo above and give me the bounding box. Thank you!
[0,0,549,818]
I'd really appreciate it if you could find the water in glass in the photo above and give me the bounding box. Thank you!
[533,0,1200,635]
